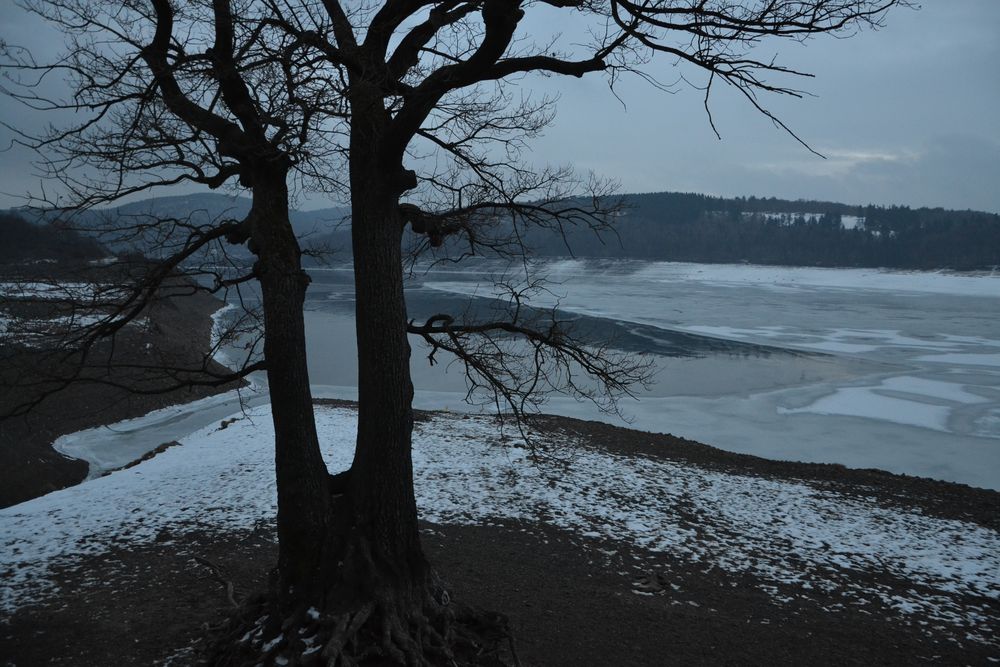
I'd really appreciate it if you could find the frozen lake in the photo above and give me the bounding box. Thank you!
[59,260,1000,490]
[303,260,1000,490]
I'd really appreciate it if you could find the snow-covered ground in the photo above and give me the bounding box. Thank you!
[742,212,866,230]
[2,405,997,646]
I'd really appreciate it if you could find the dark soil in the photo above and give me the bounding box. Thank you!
[2,406,997,666]
[1,520,993,666]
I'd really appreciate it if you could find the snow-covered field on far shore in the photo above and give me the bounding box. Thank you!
[2,404,998,647]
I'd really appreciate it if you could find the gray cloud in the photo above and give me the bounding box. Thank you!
[706,135,1000,212]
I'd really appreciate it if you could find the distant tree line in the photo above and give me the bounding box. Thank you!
[520,193,1000,270]
[6,191,999,271]
[0,213,106,265]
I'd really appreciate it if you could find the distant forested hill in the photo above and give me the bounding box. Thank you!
[7,191,998,270]
[0,212,106,264]
[519,193,1000,270]
[5,193,351,262]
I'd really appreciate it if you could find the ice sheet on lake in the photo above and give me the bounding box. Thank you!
[778,376,992,432]
[597,261,1000,297]
[608,324,988,358]
[918,353,1000,368]
[53,389,267,476]
[780,388,952,432]
[423,262,1000,479]
[879,376,990,404]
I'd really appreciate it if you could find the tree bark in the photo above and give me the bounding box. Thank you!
[251,173,333,609]
[208,155,456,666]
[344,101,429,600]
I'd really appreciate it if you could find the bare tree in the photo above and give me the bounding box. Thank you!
[2,0,909,664]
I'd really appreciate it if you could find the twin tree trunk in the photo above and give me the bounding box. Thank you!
[253,118,427,617]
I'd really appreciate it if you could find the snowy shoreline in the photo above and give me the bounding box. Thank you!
[51,301,268,478]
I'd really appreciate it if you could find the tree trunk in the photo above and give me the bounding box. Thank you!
[342,103,429,600]
[251,175,332,609]
[241,114,428,620]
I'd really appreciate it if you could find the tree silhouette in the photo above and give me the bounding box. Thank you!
[2,0,907,663]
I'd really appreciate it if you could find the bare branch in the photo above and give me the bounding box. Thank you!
[407,279,653,426]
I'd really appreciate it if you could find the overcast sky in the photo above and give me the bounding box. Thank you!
[1,2,998,212]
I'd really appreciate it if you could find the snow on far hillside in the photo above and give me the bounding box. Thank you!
[0,281,124,302]
[0,281,139,346]
[0,312,120,346]
[1,405,998,644]
[741,212,865,230]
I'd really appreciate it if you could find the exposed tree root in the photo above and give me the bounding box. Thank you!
[202,587,518,666]
[201,466,518,665]
[194,555,240,609]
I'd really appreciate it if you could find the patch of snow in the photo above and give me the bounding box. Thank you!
[740,212,865,231]
[0,281,124,302]
[841,215,864,230]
